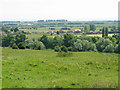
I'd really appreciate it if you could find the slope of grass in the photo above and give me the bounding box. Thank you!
[2,48,118,88]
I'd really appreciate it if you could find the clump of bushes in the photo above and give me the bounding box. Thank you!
[74,39,97,51]
[12,43,18,49]
[25,39,45,50]
[54,45,68,52]
[18,42,25,49]
[60,46,68,52]
[96,38,118,53]
[54,46,61,52]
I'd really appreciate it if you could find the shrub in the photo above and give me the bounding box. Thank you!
[68,46,73,51]
[54,46,61,52]
[25,39,33,49]
[57,52,72,57]
[60,46,68,52]
[28,40,45,50]
[96,38,112,52]
[12,43,18,49]
[103,44,115,53]
[74,39,97,51]
[18,42,25,49]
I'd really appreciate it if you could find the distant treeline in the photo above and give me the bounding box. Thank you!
[37,19,68,22]
[2,21,20,23]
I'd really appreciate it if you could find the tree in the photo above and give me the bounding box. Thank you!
[27,39,45,50]
[105,27,108,37]
[2,33,15,47]
[96,38,113,52]
[89,24,96,31]
[53,36,63,47]
[74,39,97,51]
[84,25,90,32]
[102,27,105,37]
[14,27,19,32]
[40,35,49,48]
[15,33,26,45]
[103,44,115,53]
[56,31,60,35]
[63,33,74,47]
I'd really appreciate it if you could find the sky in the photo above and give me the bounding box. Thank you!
[0,0,119,21]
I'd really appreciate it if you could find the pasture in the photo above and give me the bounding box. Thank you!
[2,48,118,88]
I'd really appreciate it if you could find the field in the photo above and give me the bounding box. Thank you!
[2,48,118,88]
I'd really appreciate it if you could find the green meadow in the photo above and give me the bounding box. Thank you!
[2,48,118,88]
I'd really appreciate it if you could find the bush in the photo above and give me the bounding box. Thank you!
[25,39,33,49]
[28,40,45,50]
[54,46,61,52]
[96,38,112,52]
[57,52,73,57]
[103,44,115,53]
[68,46,73,51]
[18,42,25,49]
[60,46,68,52]
[74,39,97,51]
[12,43,18,49]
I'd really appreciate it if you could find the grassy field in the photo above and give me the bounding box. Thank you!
[2,48,118,88]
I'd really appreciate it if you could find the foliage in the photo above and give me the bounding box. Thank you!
[89,24,96,31]
[2,33,15,47]
[63,33,75,47]
[18,42,25,49]
[27,39,45,50]
[74,39,97,51]
[54,46,61,52]
[40,35,49,48]
[68,46,73,51]
[60,45,68,52]
[96,38,113,52]
[12,43,18,49]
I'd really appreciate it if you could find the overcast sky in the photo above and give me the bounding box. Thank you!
[0,0,119,21]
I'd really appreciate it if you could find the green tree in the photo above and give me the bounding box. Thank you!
[63,33,74,47]
[15,33,26,45]
[40,35,49,48]
[102,27,105,37]
[14,27,19,32]
[84,25,90,32]
[53,36,63,47]
[89,24,96,31]
[56,31,60,35]
[105,27,108,37]
[103,44,115,53]
[2,33,15,47]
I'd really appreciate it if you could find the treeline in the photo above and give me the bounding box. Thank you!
[37,19,68,22]
[1,33,119,53]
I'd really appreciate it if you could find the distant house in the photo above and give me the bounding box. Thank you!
[74,29,81,33]
[47,31,56,34]
[67,30,73,33]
